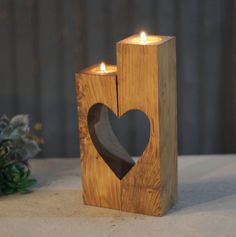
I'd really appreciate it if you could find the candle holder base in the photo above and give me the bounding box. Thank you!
[76,35,177,216]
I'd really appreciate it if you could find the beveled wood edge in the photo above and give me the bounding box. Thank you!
[117,34,175,46]
[77,64,117,76]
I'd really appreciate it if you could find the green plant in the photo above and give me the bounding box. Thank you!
[0,115,42,195]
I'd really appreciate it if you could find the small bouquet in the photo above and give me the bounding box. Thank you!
[0,115,42,195]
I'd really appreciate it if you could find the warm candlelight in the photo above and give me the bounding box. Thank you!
[140,31,147,44]
[120,33,163,45]
[82,63,116,74]
[100,62,106,73]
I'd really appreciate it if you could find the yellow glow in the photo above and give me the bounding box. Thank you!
[100,62,106,73]
[129,35,162,45]
[88,64,116,74]
[140,31,147,44]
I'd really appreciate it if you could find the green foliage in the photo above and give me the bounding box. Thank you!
[0,115,41,195]
[0,162,36,194]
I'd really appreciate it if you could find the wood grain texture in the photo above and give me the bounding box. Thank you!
[116,35,177,216]
[76,36,177,216]
[158,39,178,214]
[76,65,121,210]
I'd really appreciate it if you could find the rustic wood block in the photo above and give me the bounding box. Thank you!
[76,65,121,210]
[117,35,177,216]
[76,35,177,216]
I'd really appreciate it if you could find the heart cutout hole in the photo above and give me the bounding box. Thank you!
[88,103,150,179]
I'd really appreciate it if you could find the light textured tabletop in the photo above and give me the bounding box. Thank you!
[0,155,236,237]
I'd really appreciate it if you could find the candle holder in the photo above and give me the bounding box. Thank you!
[75,34,177,216]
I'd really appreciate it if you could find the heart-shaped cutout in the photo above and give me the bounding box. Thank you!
[88,103,150,179]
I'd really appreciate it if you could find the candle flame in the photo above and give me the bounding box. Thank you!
[140,31,147,44]
[100,62,106,73]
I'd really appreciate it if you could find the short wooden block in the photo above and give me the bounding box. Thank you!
[76,65,121,210]
[76,35,177,216]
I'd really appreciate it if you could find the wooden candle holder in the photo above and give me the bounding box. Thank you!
[75,35,177,216]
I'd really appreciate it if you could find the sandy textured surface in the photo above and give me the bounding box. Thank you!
[0,155,236,237]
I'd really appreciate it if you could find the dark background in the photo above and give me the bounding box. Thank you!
[0,0,235,157]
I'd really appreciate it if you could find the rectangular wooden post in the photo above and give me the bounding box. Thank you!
[117,35,177,216]
[76,65,121,210]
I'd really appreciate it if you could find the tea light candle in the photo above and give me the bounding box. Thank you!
[121,31,167,45]
[81,63,116,75]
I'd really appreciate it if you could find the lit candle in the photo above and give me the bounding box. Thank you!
[120,32,162,45]
[140,31,147,44]
[81,63,116,75]
[100,62,106,73]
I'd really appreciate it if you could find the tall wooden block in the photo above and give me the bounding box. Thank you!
[117,35,177,216]
[76,34,177,216]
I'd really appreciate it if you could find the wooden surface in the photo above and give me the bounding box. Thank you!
[117,38,161,215]
[76,65,121,209]
[76,36,177,216]
[116,35,177,216]
[158,39,178,214]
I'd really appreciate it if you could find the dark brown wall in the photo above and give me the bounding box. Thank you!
[0,0,235,157]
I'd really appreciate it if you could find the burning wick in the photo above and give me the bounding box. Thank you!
[140,31,147,44]
[100,62,106,73]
